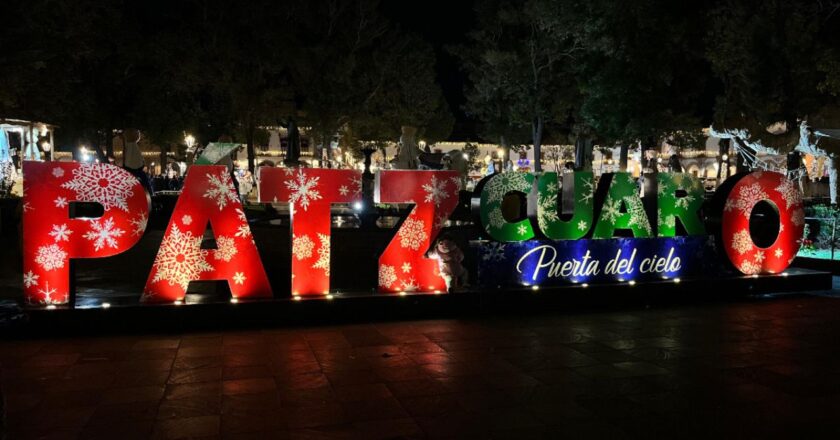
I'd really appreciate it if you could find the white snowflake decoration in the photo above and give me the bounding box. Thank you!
[182,215,193,225]
[379,264,397,288]
[292,234,315,260]
[674,195,695,210]
[83,217,125,251]
[348,176,363,196]
[774,248,784,258]
[580,178,595,203]
[338,185,350,196]
[400,278,419,292]
[482,242,506,262]
[49,224,72,242]
[152,226,213,290]
[600,198,622,225]
[213,236,238,262]
[487,208,506,230]
[398,217,428,250]
[235,224,252,239]
[130,213,148,237]
[203,171,239,211]
[401,262,412,273]
[577,220,588,231]
[774,179,802,209]
[659,211,676,230]
[35,244,67,271]
[52,167,65,178]
[61,164,135,211]
[537,191,559,226]
[623,196,651,234]
[516,223,528,236]
[422,175,450,206]
[731,229,753,255]
[37,281,60,304]
[54,197,68,208]
[285,170,322,211]
[725,183,768,219]
[739,260,761,275]
[23,270,39,288]
[486,173,530,204]
[753,250,765,263]
[311,233,330,275]
[449,176,462,191]
[233,272,246,285]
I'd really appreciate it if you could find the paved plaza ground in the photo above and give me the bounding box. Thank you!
[3,289,840,439]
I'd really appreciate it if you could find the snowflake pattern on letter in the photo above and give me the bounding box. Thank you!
[83,217,125,251]
[731,229,753,255]
[774,179,802,209]
[398,217,428,250]
[725,183,768,219]
[213,236,238,262]
[49,224,72,242]
[23,270,39,288]
[487,208,506,230]
[379,264,397,288]
[486,173,530,204]
[130,213,148,237]
[35,244,67,271]
[152,226,213,290]
[623,196,651,234]
[422,175,449,206]
[311,233,330,275]
[600,198,622,225]
[61,164,135,211]
[292,234,315,260]
[52,167,64,178]
[203,171,239,210]
[285,170,322,211]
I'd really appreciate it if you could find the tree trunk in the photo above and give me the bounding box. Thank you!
[619,144,629,172]
[246,119,256,174]
[829,155,840,205]
[532,116,543,173]
[499,135,508,173]
[574,137,592,171]
[160,144,169,173]
[105,130,115,162]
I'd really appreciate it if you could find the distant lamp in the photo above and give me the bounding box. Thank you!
[721,154,728,161]
[418,140,427,149]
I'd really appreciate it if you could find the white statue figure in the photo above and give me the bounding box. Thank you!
[394,126,420,169]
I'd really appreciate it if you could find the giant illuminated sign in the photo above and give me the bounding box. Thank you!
[20,162,804,307]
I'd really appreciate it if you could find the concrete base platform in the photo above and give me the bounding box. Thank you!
[13,268,832,335]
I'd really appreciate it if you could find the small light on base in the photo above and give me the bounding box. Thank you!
[581,283,589,288]
[398,291,407,297]
[781,272,789,277]
[673,278,681,284]
[628,280,636,286]
[174,299,183,306]
[293,295,301,301]
[352,201,364,211]
[46,304,57,310]
[326,294,334,300]
[752,274,759,278]
[433,290,442,295]
[531,285,540,291]
[230,297,239,304]
[101,302,111,309]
